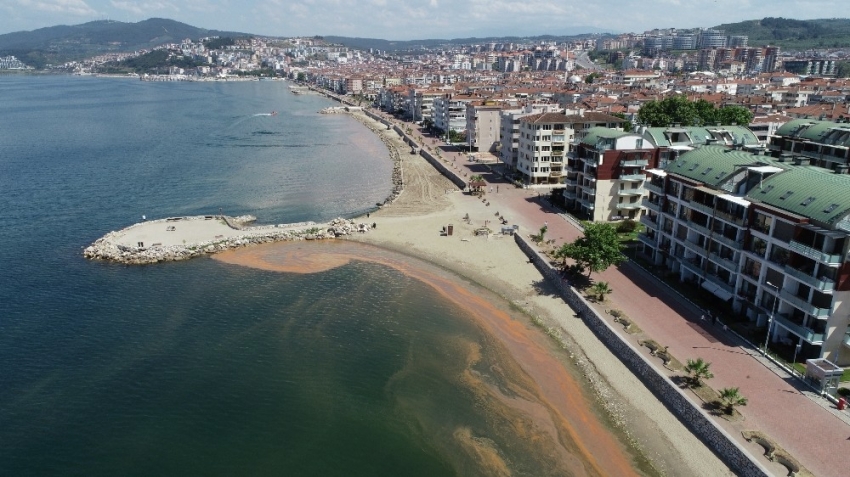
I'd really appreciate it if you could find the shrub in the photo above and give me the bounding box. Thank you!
[617,219,637,233]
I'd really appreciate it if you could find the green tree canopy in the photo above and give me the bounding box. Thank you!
[717,105,754,126]
[637,95,753,127]
[554,223,625,276]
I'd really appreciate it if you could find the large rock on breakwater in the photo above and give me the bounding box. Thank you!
[84,217,372,265]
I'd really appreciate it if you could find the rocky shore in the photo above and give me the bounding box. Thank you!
[345,111,404,207]
[84,217,372,265]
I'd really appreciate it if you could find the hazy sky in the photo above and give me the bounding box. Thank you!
[0,0,843,39]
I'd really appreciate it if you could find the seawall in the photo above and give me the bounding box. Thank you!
[512,232,771,477]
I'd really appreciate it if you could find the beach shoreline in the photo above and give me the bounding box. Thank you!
[216,109,736,477]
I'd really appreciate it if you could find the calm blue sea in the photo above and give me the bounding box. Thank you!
[0,76,630,477]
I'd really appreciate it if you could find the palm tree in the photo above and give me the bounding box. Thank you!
[590,281,612,302]
[684,357,714,387]
[537,224,548,243]
[719,387,748,414]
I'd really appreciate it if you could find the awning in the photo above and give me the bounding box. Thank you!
[748,165,784,174]
[701,280,734,301]
[718,193,751,207]
[696,185,723,196]
[646,168,668,177]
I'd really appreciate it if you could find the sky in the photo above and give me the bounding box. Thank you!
[0,0,844,40]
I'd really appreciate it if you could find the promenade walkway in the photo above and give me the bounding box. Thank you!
[378,116,850,476]
[460,156,850,477]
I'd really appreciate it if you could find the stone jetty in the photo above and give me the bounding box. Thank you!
[84,216,373,265]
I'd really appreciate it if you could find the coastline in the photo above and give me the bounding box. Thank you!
[216,109,736,476]
[79,92,735,474]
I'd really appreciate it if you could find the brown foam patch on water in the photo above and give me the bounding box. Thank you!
[452,427,512,477]
[215,241,353,273]
[214,240,643,477]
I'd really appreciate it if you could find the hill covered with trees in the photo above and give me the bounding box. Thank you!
[0,18,247,68]
[713,17,850,49]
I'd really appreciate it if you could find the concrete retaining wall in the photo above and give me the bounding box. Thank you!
[513,233,770,477]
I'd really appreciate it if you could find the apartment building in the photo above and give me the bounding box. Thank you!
[768,118,850,173]
[638,145,850,366]
[465,102,504,153]
[567,128,655,221]
[406,88,446,122]
[498,103,560,173]
[516,113,574,187]
[431,94,472,137]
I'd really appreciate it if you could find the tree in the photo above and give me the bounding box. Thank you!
[638,96,754,128]
[590,281,612,301]
[719,387,748,414]
[554,223,625,276]
[716,105,754,127]
[693,99,717,126]
[684,357,714,387]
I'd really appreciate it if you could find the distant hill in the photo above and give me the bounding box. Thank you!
[323,30,609,53]
[0,18,248,68]
[712,17,850,49]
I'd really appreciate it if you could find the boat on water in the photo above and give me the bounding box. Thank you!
[271,111,277,116]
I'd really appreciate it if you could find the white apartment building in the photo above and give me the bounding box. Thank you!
[432,94,472,137]
[516,113,574,187]
[498,104,560,173]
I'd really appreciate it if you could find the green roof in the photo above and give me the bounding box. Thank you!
[746,168,850,225]
[666,145,850,225]
[581,127,632,147]
[666,145,776,188]
[775,118,850,147]
[643,126,760,148]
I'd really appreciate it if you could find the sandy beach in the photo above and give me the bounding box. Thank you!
[215,110,736,476]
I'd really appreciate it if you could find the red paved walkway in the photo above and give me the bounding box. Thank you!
[450,154,850,477]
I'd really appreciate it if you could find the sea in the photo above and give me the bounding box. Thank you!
[0,75,643,476]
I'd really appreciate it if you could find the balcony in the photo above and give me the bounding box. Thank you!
[789,240,843,265]
[578,198,595,210]
[621,159,649,167]
[646,183,664,195]
[639,234,658,248]
[642,198,662,213]
[640,215,658,229]
[565,179,578,187]
[618,188,645,196]
[779,289,831,317]
[784,265,835,292]
[687,222,712,238]
[709,252,739,273]
[682,240,709,257]
[679,258,705,277]
[563,190,577,199]
[712,234,743,251]
[617,202,643,210]
[704,274,736,295]
[550,171,563,177]
[773,314,824,344]
[689,202,714,215]
[714,210,746,227]
[620,174,646,181]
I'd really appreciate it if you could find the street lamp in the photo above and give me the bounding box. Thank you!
[762,281,780,356]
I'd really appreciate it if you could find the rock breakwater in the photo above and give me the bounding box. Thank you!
[84,217,373,265]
